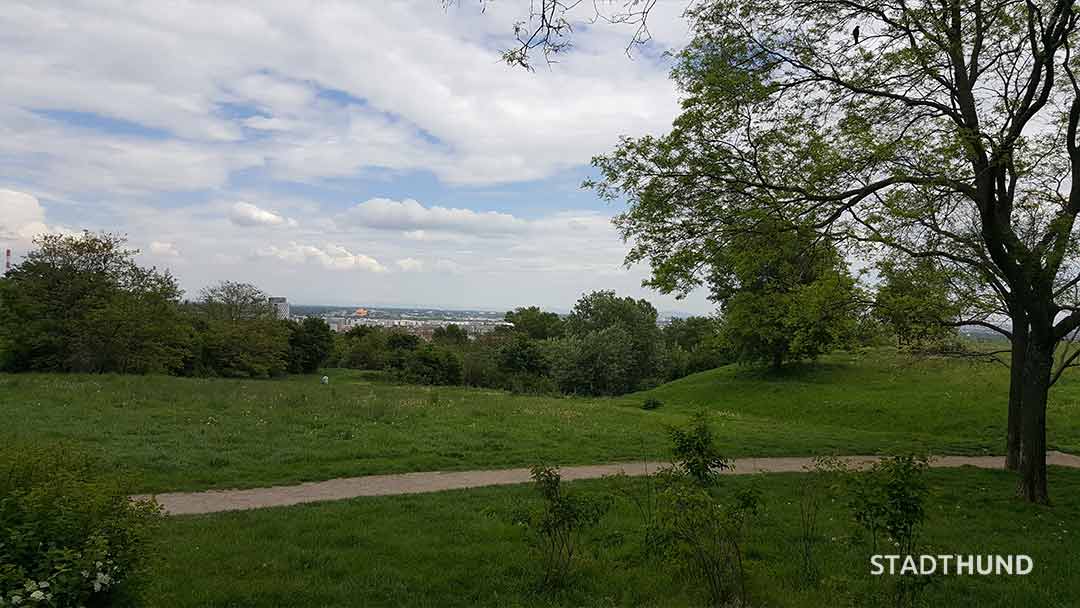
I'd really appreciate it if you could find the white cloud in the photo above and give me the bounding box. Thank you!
[0,4,716,313]
[343,198,528,235]
[257,242,386,273]
[229,202,294,227]
[434,259,465,274]
[0,2,685,191]
[396,257,424,272]
[149,240,180,257]
[0,189,50,241]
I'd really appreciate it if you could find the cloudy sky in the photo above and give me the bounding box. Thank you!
[0,1,712,313]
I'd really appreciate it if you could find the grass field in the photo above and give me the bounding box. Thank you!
[145,466,1080,607]
[5,349,1080,493]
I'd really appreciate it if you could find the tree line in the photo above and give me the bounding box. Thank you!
[332,293,733,396]
[1,230,935,395]
[0,233,333,378]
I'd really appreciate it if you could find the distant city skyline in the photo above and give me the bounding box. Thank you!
[0,2,714,314]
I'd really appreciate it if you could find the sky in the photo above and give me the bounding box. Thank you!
[0,1,713,314]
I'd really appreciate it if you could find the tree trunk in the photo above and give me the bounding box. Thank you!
[1018,336,1052,504]
[1006,322,1027,472]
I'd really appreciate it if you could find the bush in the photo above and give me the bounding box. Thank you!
[287,317,334,374]
[395,344,464,385]
[642,397,662,410]
[516,465,610,590]
[189,318,289,378]
[338,329,389,370]
[669,411,731,485]
[850,454,930,554]
[850,454,931,608]
[657,480,761,607]
[0,444,162,607]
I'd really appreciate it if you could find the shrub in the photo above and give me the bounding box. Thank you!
[516,465,610,590]
[287,317,334,374]
[0,444,162,607]
[850,454,931,608]
[339,329,389,370]
[669,411,731,485]
[462,348,502,387]
[395,344,463,385]
[657,480,761,607]
[850,455,929,554]
[497,334,551,376]
[642,397,662,410]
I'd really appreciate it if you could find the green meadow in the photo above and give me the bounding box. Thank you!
[5,349,1080,493]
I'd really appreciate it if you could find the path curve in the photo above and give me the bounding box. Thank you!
[138,451,1080,516]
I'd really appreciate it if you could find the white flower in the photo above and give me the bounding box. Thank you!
[28,591,43,602]
[10,595,22,606]
[35,584,47,590]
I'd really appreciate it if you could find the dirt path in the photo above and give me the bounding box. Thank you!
[138,451,1080,516]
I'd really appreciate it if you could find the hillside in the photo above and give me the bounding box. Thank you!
[3,348,1078,493]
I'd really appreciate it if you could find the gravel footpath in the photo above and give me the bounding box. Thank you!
[137,451,1080,516]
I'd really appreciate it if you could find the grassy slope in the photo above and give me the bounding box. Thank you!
[4,349,1080,493]
[147,466,1080,607]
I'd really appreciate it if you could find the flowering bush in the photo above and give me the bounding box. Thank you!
[0,444,162,607]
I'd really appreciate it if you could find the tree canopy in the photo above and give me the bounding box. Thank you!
[0,232,189,374]
[569,0,1080,502]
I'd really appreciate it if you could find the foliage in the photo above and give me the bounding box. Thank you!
[657,480,761,607]
[547,328,640,395]
[197,281,273,321]
[188,318,290,378]
[873,259,965,348]
[0,232,190,374]
[850,455,932,607]
[504,306,564,340]
[287,317,334,374]
[850,455,930,555]
[0,444,162,607]
[496,333,551,376]
[563,291,665,390]
[336,327,389,370]
[516,466,609,590]
[395,344,464,386]
[710,217,862,368]
[431,324,469,346]
[669,411,731,486]
[585,0,1080,501]
[662,317,730,378]
[605,470,668,555]
[642,397,662,410]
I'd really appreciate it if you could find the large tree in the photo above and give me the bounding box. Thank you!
[708,215,862,367]
[576,0,1080,503]
[493,0,1080,502]
[0,232,189,374]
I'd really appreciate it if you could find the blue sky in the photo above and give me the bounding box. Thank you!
[0,1,713,314]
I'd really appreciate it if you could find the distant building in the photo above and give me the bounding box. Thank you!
[268,297,290,320]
